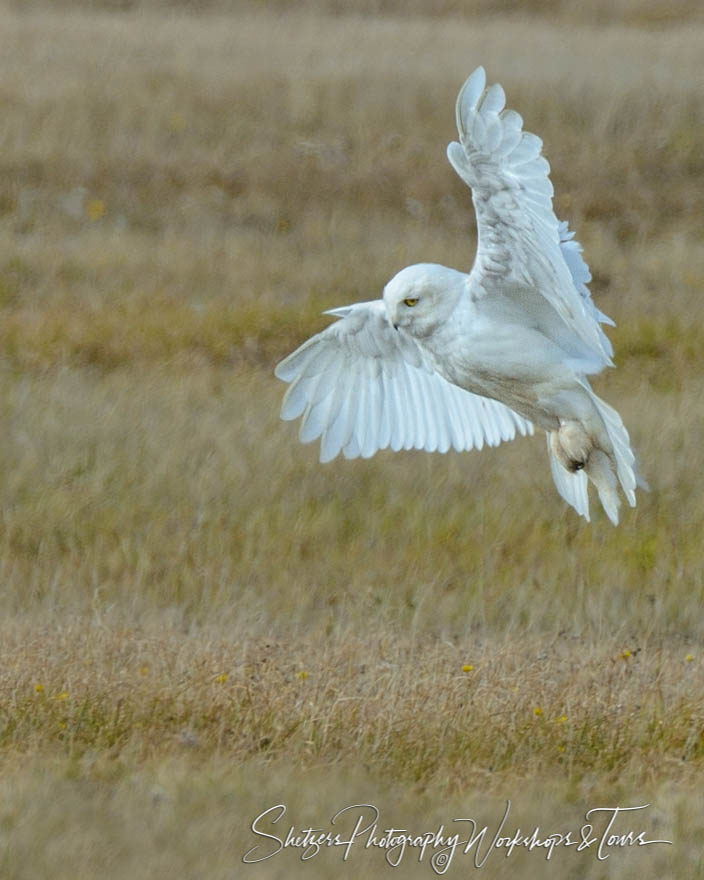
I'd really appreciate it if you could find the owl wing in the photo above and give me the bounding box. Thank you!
[275,299,533,462]
[446,66,614,367]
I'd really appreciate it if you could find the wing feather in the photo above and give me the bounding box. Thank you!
[343,432,360,460]
[299,368,337,443]
[282,370,320,422]
[275,301,532,462]
[377,366,392,452]
[385,370,404,452]
[406,367,427,450]
[320,381,351,463]
[482,398,501,446]
[443,381,467,451]
[421,370,442,452]
[463,395,485,450]
[429,371,451,453]
[432,382,452,454]
[362,360,382,458]
[349,373,367,458]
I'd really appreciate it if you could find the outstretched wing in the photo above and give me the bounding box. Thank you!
[446,66,613,365]
[275,300,533,462]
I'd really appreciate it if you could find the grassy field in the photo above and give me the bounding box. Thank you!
[0,1,703,877]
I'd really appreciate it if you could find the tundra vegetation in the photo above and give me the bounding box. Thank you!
[0,1,702,877]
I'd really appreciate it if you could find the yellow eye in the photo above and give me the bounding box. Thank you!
[403,297,419,307]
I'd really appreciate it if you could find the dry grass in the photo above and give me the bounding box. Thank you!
[0,2,703,877]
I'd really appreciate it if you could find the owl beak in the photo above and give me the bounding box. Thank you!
[393,322,399,331]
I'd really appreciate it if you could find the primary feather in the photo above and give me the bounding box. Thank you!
[275,66,644,525]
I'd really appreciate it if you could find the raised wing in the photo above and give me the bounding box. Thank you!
[275,300,533,462]
[446,66,613,365]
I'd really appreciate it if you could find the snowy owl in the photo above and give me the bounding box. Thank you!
[275,66,644,525]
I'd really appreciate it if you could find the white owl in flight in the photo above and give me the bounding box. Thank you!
[275,66,644,525]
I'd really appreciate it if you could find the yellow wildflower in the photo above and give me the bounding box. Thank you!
[85,199,106,221]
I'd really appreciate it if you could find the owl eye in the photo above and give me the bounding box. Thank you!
[403,297,419,307]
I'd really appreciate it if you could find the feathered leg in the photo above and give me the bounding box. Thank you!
[547,386,639,526]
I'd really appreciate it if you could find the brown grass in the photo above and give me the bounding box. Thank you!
[0,2,703,877]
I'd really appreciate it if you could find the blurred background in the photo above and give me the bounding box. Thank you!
[0,1,702,877]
